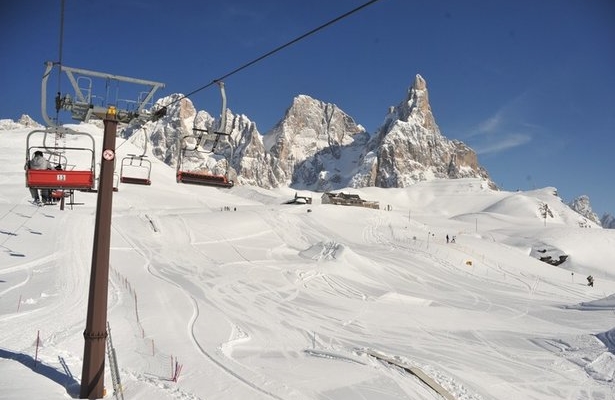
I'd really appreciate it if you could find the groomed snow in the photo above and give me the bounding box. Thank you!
[1,122,614,399]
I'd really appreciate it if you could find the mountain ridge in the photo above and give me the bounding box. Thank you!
[2,75,609,226]
[127,74,496,192]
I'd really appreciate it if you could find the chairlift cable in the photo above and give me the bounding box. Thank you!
[164,0,382,110]
[54,0,66,164]
[115,119,158,156]
[55,0,65,121]
[44,0,381,136]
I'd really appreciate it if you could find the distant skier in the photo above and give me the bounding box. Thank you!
[446,234,449,243]
[587,275,594,287]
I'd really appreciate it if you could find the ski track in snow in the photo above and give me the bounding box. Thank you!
[110,211,297,399]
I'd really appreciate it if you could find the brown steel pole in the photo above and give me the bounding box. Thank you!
[80,107,118,399]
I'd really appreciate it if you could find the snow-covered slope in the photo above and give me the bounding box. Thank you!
[1,123,614,400]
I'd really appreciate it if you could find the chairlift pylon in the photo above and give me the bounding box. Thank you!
[42,61,165,126]
[176,81,234,188]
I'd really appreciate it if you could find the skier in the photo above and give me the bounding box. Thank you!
[587,275,594,287]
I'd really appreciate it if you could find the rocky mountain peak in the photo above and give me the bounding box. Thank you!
[353,74,494,188]
[398,74,437,131]
[18,114,42,128]
[601,213,615,229]
[0,115,42,130]
[265,94,368,189]
[569,195,600,225]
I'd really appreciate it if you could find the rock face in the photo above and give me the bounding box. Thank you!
[601,213,615,229]
[351,74,493,189]
[122,94,202,166]
[126,74,495,191]
[18,115,42,128]
[264,95,369,191]
[228,112,272,187]
[569,195,600,225]
[0,115,42,130]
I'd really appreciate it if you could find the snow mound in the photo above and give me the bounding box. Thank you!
[377,292,433,306]
[299,241,344,260]
[585,352,615,382]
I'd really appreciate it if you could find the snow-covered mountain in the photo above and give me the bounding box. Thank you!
[265,95,370,190]
[4,74,609,222]
[0,115,42,130]
[601,213,615,229]
[120,74,495,191]
[569,195,600,226]
[350,75,493,189]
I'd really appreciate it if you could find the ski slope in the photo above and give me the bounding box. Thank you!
[1,122,614,399]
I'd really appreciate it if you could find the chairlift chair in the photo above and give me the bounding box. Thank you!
[176,132,234,188]
[25,127,96,191]
[119,126,153,186]
[176,81,234,188]
[120,154,152,185]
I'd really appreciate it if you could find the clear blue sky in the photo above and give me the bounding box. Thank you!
[2,0,614,216]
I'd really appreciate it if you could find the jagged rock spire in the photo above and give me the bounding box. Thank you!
[398,74,438,132]
[353,74,494,188]
[569,195,600,225]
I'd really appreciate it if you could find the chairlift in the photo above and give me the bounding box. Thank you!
[25,126,96,191]
[119,126,153,185]
[176,81,234,188]
[37,62,164,194]
[120,154,152,185]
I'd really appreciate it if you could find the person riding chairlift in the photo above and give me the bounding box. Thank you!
[27,150,51,204]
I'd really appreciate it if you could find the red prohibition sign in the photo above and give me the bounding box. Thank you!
[103,149,115,161]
